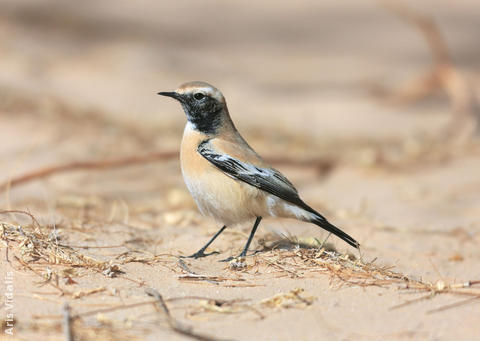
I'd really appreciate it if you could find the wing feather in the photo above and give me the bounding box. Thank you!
[197,139,360,249]
[198,140,313,212]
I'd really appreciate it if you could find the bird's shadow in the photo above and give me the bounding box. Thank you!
[257,234,338,254]
[179,234,337,261]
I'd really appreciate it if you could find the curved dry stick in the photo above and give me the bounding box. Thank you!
[0,209,42,229]
[0,151,177,192]
[0,152,334,192]
[377,0,479,137]
[380,0,450,65]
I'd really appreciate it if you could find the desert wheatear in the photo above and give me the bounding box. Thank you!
[158,81,359,259]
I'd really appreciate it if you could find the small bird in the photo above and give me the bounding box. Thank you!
[158,81,359,260]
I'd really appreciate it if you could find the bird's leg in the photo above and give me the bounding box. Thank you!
[220,217,262,262]
[239,216,262,257]
[183,225,227,259]
[319,232,332,249]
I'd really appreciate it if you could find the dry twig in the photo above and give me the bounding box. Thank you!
[375,0,479,138]
[0,152,334,192]
[145,287,229,341]
[0,151,177,192]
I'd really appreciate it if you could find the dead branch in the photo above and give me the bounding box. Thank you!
[376,0,479,138]
[0,152,334,192]
[145,287,230,341]
[381,1,450,65]
[0,151,177,192]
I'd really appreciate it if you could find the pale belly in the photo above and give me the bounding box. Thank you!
[178,123,313,226]
[181,161,315,226]
[181,163,262,225]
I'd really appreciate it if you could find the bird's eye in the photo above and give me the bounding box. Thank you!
[193,93,205,100]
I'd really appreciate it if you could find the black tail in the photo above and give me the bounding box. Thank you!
[311,215,359,249]
[295,200,360,249]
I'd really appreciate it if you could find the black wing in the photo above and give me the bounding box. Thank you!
[198,140,360,249]
[198,140,312,212]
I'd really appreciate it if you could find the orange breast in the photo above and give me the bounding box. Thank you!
[180,123,263,225]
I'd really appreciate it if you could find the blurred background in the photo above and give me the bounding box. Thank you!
[2,0,479,139]
[1,1,480,339]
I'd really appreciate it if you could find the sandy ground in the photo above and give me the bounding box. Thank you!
[1,1,480,340]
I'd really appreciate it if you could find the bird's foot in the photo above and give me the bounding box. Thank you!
[180,250,219,259]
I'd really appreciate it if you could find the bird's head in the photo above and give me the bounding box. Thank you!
[158,81,228,135]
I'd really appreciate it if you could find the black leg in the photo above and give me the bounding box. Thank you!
[183,225,227,259]
[238,217,262,257]
[219,217,263,262]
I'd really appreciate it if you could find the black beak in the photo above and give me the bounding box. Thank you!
[157,91,180,100]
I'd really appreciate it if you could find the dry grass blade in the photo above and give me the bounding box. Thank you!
[69,296,250,322]
[426,295,480,314]
[390,293,433,310]
[253,244,480,311]
[177,258,249,285]
[1,218,108,270]
[177,258,220,284]
[13,255,66,295]
[0,210,42,230]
